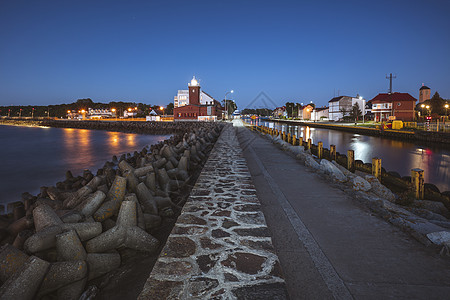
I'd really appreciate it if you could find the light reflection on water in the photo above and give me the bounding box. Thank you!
[0,125,170,206]
[251,119,450,192]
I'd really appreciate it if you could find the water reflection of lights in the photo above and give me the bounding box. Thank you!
[127,134,136,147]
[108,132,120,149]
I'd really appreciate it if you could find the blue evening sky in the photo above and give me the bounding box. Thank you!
[0,0,449,109]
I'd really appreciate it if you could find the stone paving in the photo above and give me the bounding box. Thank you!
[138,124,288,300]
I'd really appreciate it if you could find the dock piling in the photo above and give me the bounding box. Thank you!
[347,150,355,172]
[411,168,424,199]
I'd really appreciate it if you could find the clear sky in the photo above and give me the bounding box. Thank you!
[1,0,449,109]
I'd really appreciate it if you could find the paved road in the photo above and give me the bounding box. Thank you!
[235,122,450,300]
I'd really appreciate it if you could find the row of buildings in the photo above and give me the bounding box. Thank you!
[274,86,432,122]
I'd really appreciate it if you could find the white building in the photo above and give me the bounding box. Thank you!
[311,107,329,121]
[328,96,365,121]
[174,77,216,108]
[87,108,114,119]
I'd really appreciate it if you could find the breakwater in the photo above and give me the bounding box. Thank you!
[273,119,450,145]
[0,121,224,299]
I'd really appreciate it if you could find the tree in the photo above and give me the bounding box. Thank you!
[339,106,351,121]
[285,102,295,118]
[349,102,362,122]
[165,102,174,115]
[225,100,237,116]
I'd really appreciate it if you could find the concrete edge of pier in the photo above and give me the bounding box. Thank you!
[251,124,450,252]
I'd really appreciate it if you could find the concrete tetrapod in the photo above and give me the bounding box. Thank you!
[86,200,159,253]
[37,260,87,297]
[0,256,49,300]
[0,244,29,282]
[76,190,107,218]
[136,182,158,215]
[93,176,127,222]
[56,230,87,261]
[86,252,121,280]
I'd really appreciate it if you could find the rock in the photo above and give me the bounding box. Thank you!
[352,176,371,191]
[365,175,396,202]
[305,155,320,170]
[413,200,450,218]
[426,231,450,246]
[320,159,347,182]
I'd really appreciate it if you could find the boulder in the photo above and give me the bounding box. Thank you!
[365,175,396,202]
[352,176,371,192]
[320,159,347,182]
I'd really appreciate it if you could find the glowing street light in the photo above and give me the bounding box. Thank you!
[445,104,449,117]
[224,90,234,120]
[31,108,34,118]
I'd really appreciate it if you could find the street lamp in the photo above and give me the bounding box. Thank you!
[426,105,430,116]
[32,108,34,118]
[359,96,365,123]
[445,104,449,117]
[19,109,22,118]
[224,90,234,120]
[111,108,116,119]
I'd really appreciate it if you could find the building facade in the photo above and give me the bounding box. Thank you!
[328,96,366,121]
[298,104,314,120]
[273,106,286,118]
[173,77,223,121]
[419,85,431,103]
[370,92,417,121]
[311,107,329,121]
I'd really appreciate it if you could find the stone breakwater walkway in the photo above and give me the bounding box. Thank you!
[138,125,288,299]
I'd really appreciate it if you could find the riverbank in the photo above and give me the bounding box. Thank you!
[271,119,450,145]
[0,122,224,299]
[0,118,213,135]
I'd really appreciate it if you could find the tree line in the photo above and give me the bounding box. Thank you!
[0,99,174,118]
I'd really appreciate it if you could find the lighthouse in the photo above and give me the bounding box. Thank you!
[188,76,200,105]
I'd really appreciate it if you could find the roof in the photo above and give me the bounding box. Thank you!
[315,107,329,112]
[328,96,351,103]
[201,90,215,100]
[370,92,417,103]
[419,85,430,90]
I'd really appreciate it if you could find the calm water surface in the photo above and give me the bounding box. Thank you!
[252,120,450,192]
[0,125,170,206]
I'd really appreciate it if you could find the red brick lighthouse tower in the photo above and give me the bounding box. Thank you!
[188,76,200,105]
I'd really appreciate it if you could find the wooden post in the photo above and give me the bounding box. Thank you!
[318,142,323,159]
[436,119,439,132]
[299,137,303,147]
[347,150,355,172]
[411,168,424,200]
[292,134,297,146]
[372,158,381,181]
[287,133,291,143]
[307,138,312,150]
[330,145,336,161]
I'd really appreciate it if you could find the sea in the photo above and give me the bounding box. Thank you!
[0,124,170,212]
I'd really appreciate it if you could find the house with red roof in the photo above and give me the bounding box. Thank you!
[369,92,417,122]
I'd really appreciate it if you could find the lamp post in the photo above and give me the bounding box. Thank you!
[224,90,234,120]
[445,104,449,117]
[31,108,34,118]
[426,105,430,116]
[111,108,116,119]
[19,108,22,118]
